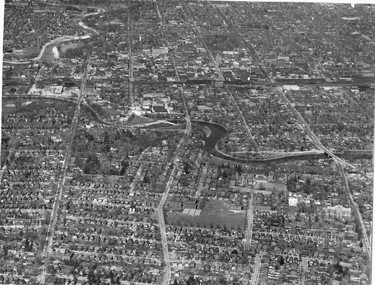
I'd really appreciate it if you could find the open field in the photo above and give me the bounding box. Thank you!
[128,116,157,125]
[10,48,40,59]
[60,42,84,53]
[167,199,246,229]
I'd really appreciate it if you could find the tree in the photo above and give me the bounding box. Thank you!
[186,276,196,285]
[218,276,227,285]
[143,175,150,184]
[120,159,129,175]
[279,255,285,266]
[83,153,101,174]
[183,162,190,174]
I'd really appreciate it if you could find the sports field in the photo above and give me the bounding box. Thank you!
[167,199,246,229]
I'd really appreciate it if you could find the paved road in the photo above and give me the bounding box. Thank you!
[211,2,356,170]
[155,111,191,285]
[153,8,194,280]
[0,130,19,184]
[253,231,338,242]
[195,165,207,198]
[274,86,355,169]
[226,86,259,152]
[152,6,194,283]
[157,133,188,285]
[180,1,223,81]
[244,193,254,250]
[341,90,373,122]
[181,88,192,137]
[129,147,150,195]
[213,5,371,249]
[154,0,191,138]
[251,252,264,285]
[301,257,308,285]
[127,0,134,108]
[38,56,90,284]
[211,2,371,266]
[339,164,371,257]
[182,1,258,152]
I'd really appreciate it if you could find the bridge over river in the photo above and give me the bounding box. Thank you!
[180,120,373,165]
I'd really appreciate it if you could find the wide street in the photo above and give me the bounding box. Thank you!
[128,0,134,108]
[3,1,373,284]
[210,6,372,262]
[181,0,258,153]
[244,193,254,250]
[38,56,90,284]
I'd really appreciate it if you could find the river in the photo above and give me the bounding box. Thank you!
[187,121,372,165]
[3,9,101,65]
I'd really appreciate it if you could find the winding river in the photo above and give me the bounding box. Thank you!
[3,6,372,165]
[3,9,102,65]
[190,121,372,165]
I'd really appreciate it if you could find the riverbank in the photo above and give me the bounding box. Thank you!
[3,9,101,65]
[192,121,372,164]
[3,95,109,126]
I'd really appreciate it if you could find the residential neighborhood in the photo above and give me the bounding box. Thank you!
[1,0,374,284]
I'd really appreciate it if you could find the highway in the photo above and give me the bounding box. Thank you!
[38,56,90,284]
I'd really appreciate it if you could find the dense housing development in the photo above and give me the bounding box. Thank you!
[1,0,374,285]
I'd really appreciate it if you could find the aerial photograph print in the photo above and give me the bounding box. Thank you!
[0,0,374,284]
